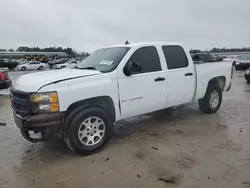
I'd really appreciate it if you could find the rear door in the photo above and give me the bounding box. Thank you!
[27,62,36,70]
[162,45,196,107]
[118,46,168,119]
[33,62,41,70]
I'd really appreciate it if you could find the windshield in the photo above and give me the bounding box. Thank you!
[20,61,29,64]
[239,55,250,60]
[77,47,130,73]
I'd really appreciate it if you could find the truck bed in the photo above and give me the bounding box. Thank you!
[194,61,232,100]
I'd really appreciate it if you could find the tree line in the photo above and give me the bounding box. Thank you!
[190,47,250,54]
[0,47,90,57]
[210,47,250,53]
[1,46,250,56]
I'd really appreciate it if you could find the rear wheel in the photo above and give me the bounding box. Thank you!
[247,79,250,84]
[21,67,26,71]
[64,106,113,155]
[38,66,44,70]
[199,85,222,114]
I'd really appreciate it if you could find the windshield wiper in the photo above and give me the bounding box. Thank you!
[78,66,97,70]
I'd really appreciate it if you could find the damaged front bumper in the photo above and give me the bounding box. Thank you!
[14,112,63,143]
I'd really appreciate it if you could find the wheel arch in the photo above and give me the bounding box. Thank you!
[64,96,116,123]
[207,76,226,91]
[196,76,226,100]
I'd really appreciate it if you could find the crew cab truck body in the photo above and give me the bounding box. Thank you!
[10,42,233,155]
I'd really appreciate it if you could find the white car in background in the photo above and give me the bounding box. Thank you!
[53,60,79,69]
[16,61,48,71]
[223,55,239,66]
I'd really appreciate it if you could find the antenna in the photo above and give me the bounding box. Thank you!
[125,40,130,45]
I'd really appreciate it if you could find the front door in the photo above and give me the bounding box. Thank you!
[29,62,40,70]
[118,46,167,119]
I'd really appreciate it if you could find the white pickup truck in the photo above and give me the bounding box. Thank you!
[10,42,233,155]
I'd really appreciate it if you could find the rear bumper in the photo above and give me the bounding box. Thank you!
[0,79,12,89]
[14,112,63,142]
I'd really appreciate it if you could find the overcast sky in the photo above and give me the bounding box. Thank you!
[0,0,249,52]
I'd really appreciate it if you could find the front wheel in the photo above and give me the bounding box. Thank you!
[247,79,250,84]
[64,107,113,155]
[199,85,222,114]
[21,67,26,71]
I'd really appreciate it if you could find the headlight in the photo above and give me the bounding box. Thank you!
[246,69,250,75]
[31,92,58,103]
[30,92,59,113]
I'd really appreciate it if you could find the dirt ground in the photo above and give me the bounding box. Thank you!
[0,71,250,188]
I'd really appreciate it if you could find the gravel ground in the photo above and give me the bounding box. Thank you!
[0,70,250,188]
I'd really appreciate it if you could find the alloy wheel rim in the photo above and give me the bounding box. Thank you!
[78,117,105,146]
[209,90,219,109]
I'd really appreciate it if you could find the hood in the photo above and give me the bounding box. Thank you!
[13,69,101,92]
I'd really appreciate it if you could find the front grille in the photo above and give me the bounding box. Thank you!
[10,89,31,116]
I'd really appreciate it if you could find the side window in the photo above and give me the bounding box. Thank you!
[29,62,35,65]
[127,46,161,74]
[162,46,189,69]
[34,62,40,64]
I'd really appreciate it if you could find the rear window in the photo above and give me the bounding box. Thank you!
[162,46,189,69]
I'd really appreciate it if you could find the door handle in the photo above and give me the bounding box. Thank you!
[154,77,165,82]
[185,73,193,76]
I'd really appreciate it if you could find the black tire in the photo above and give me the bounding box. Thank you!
[199,85,222,114]
[61,66,66,69]
[232,61,236,66]
[38,66,44,70]
[64,106,113,155]
[247,79,250,84]
[21,67,26,71]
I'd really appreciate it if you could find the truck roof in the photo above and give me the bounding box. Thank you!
[105,42,184,49]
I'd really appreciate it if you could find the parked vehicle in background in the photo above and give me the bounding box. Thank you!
[48,58,69,68]
[16,61,48,71]
[214,56,224,61]
[191,52,217,64]
[0,59,18,70]
[224,55,239,66]
[11,42,233,155]
[235,55,250,70]
[53,60,79,69]
[0,70,12,89]
[245,68,250,83]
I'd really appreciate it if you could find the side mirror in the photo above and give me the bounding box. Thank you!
[124,61,142,76]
